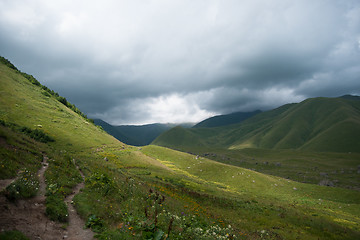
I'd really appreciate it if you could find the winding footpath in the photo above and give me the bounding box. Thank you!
[0,155,94,240]
[63,163,94,240]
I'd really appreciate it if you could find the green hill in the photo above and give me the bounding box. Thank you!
[1,57,360,239]
[153,97,360,153]
[193,110,261,128]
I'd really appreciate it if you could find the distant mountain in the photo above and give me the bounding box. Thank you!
[93,119,138,145]
[340,94,360,101]
[153,96,360,153]
[94,119,193,146]
[193,110,261,128]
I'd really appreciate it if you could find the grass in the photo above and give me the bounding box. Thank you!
[0,122,43,201]
[0,230,29,240]
[1,59,360,239]
[4,169,40,201]
[167,146,360,191]
[0,123,44,179]
[44,152,83,222]
[140,145,360,239]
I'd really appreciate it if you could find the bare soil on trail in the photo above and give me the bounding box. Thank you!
[0,156,94,240]
[0,179,16,192]
[63,165,94,240]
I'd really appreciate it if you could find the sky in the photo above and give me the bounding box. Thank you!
[1,0,360,125]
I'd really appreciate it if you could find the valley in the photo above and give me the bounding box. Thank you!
[0,57,359,239]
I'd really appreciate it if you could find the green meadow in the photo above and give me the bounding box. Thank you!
[1,58,360,239]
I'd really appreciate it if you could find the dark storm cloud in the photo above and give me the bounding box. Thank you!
[1,0,359,124]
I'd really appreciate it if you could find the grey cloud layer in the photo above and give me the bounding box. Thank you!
[1,0,359,124]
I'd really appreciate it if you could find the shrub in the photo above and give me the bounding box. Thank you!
[57,96,68,106]
[86,214,105,233]
[19,126,55,143]
[0,56,18,71]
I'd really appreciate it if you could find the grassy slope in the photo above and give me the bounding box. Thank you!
[1,60,360,239]
[153,98,360,153]
[141,145,360,239]
[193,110,261,128]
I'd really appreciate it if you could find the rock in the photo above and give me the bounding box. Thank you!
[275,162,281,167]
[319,172,328,176]
[318,179,335,187]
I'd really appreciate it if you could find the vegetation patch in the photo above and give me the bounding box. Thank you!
[44,153,82,223]
[4,169,39,201]
[0,127,42,179]
[45,194,68,222]
[0,120,54,143]
[0,230,29,240]
[85,214,105,233]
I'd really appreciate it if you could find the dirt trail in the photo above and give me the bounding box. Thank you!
[63,164,94,240]
[0,179,16,192]
[0,155,95,240]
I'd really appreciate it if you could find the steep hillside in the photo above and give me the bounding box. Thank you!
[153,97,360,153]
[193,110,261,128]
[0,57,120,151]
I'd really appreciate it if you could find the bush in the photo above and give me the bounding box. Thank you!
[86,214,105,233]
[21,72,40,86]
[57,96,68,106]
[19,126,55,143]
[0,56,18,71]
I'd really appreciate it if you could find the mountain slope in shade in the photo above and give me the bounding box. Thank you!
[94,119,193,146]
[193,110,261,128]
[153,96,360,153]
[93,119,138,145]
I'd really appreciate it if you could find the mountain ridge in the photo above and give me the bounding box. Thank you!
[153,96,360,153]
[193,110,261,128]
